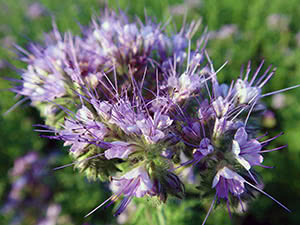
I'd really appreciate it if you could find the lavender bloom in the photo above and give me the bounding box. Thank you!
[179,137,214,168]
[86,166,154,217]
[207,24,238,40]
[198,99,215,121]
[199,167,248,225]
[136,112,173,144]
[90,99,112,121]
[102,97,173,143]
[104,141,135,159]
[234,78,262,105]
[167,69,203,102]
[200,166,290,225]
[193,138,214,161]
[108,99,142,135]
[27,2,45,19]
[182,121,202,141]
[2,152,63,225]
[232,127,263,170]
[212,96,230,118]
[212,167,246,199]
[11,24,67,103]
[60,106,108,155]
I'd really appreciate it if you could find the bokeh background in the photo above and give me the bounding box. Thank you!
[0,0,299,224]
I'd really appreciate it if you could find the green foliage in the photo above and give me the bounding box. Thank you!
[0,0,299,224]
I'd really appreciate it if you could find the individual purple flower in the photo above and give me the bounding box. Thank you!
[18,65,65,102]
[104,141,135,159]
[85,166,154,217]
[199,167,247,225]
[27,2,45,19]
[167,70,203,102]
[136,112,173,144]
[212,96,230,118]
[105,96,173,143]
[207,24,238,40]
[179,138,214,167]
[198,99,215,121]
[232,61,276,106]
[232,127,263,170]
[212,167,246,199]
[193,138,214,161]
[108,99,142,135]
[234,78,262,104]
[60,106,108,155]
[163,52,205,103]
[11,152,39,176]
[201,167,290,225]
[182,121,202,141]
[90,99,112,121]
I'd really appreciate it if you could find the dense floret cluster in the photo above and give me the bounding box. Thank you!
[10,9,296,224]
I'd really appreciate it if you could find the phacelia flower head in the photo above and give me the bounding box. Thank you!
[9,8,298,224]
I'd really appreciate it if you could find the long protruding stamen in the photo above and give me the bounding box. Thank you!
[255,65,272,86]
[238,196,245,212]
[84,178,136,218]
[201,194,216,225]
[53,153,105,171]
[244,100,258,126]
[249,60,265,85]
[248,170,259,184]
[84,195,115,218]
[244,61,251,81]
[245,181,291,212]
[226,200,232,221]
[262,84,300,97]
[260,145,287,153]
[258,69,276,88]
[3,97,29,116]
[260,132,284,144]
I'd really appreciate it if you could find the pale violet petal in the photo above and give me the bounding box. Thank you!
[236,156,251,170]
[232,140,241,156]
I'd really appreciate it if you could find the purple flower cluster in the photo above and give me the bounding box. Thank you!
[10,8,298,223]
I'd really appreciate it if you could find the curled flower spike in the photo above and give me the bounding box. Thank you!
[11,24,66,104]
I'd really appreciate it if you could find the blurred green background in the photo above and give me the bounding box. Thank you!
[0,0,299,224]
